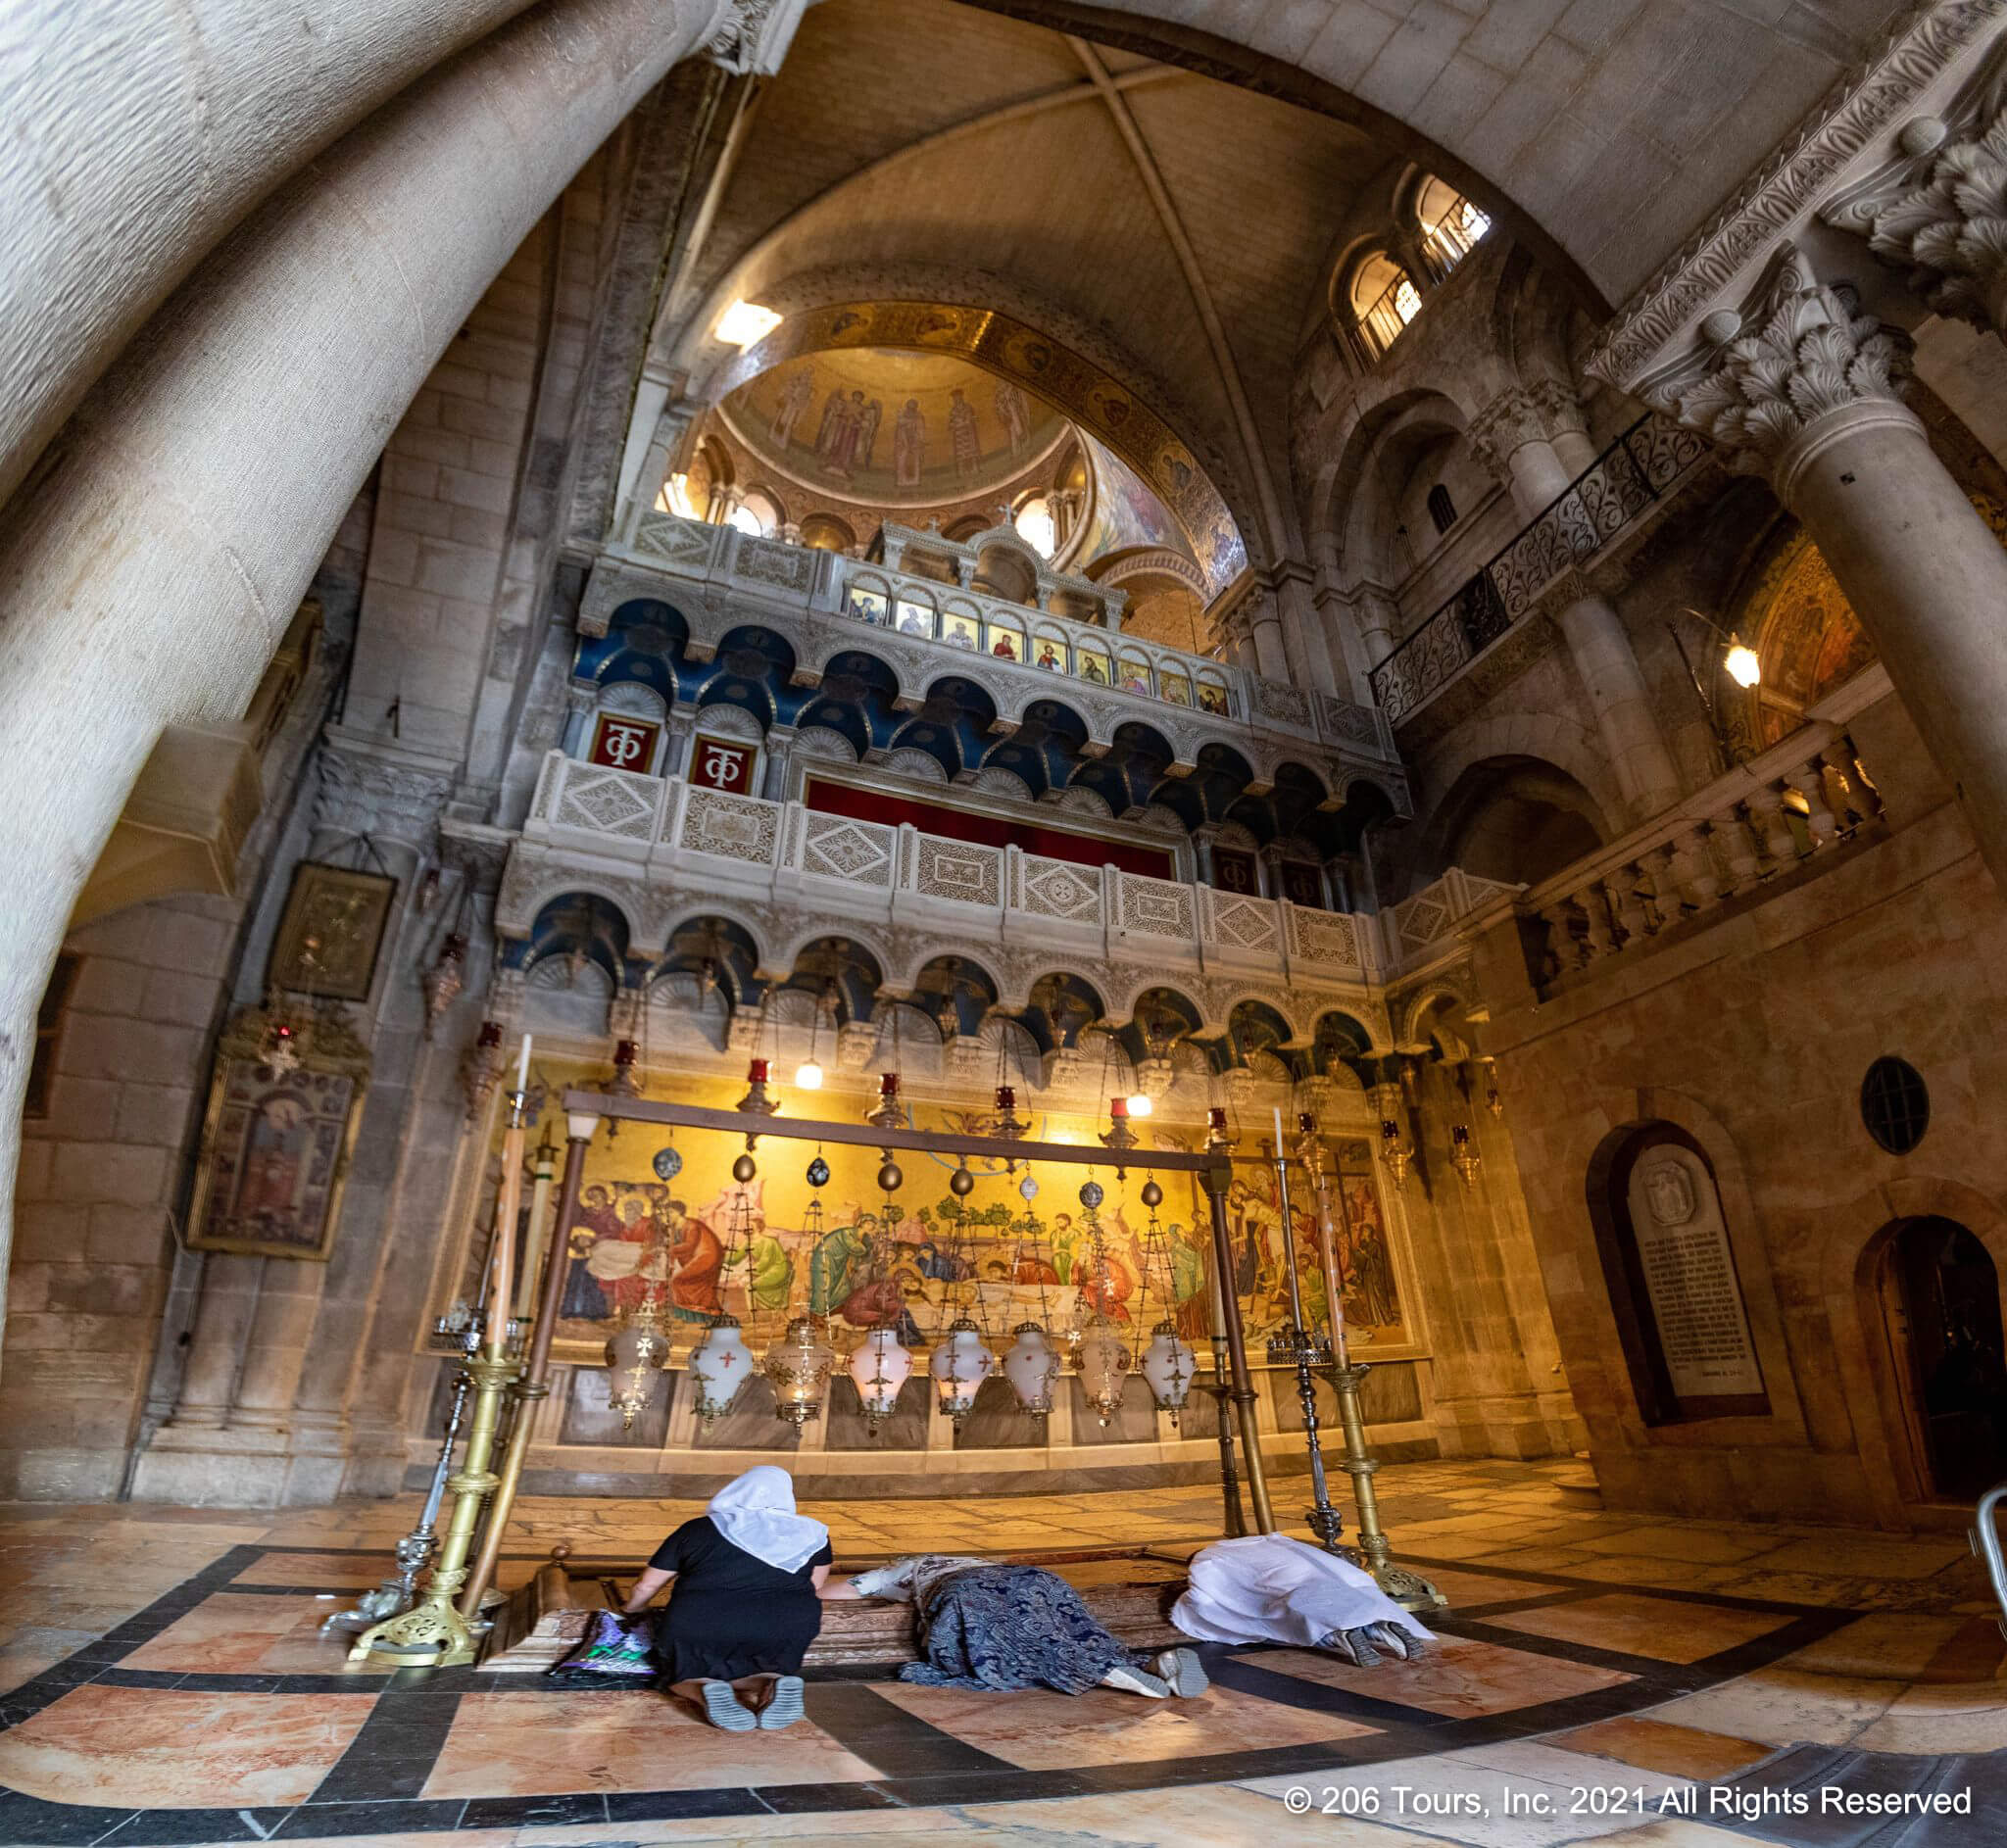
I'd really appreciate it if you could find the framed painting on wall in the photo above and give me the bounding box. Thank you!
[268,861,397,1001]
[185,1005,371,1260]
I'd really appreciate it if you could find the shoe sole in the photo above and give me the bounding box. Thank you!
[759,1676,806,1729]
[1157,1648,1208,1697]
[700,1681,758,1731]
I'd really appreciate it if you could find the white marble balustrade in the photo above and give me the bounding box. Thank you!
[501,752,1383,992]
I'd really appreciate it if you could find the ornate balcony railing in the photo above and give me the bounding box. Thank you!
[500,753,1383,990]
[597,511,1400,771]
[1369,413,1709,725]
[1469,667,1894,992]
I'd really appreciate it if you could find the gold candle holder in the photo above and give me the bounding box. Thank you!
[352,1061,534,1664]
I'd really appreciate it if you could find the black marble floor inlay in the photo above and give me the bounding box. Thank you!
[0,1539,1985,1845]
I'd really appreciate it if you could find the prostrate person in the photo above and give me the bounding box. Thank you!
[826,1552,1206,1698]
[620,1466,833,1731]
[1171,1532,1432,1666]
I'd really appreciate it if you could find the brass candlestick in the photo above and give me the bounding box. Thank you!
[1266,1117,1346,1553]
[1306,1124,1446,1615]
[352,1072,533,1664]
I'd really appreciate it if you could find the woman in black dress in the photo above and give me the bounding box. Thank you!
[620,1466,833,1731]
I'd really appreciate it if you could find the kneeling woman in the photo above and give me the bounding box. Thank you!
[621,1467,833,1731]
[827,1554,1205,1698]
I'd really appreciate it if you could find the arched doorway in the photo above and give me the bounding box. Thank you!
[1876,1218,2007,1500]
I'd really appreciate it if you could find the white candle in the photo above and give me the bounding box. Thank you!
[516,1033,533,1091]
[1272,1105,1285,1156]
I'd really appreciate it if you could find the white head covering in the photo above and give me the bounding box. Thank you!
[706,1466,829,1574]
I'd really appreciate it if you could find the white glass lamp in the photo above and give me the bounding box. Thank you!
[1140,1320,1197,1423]
[847,1327,912,1433]
[928,1318,997,1426]
[687,1315,754,1423]
[1003,1322,1060,1417]
[1076,1317,1130,1427]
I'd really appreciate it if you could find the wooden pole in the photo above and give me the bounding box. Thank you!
[1202,1161,1274,1532]
[459,1108,600,1619]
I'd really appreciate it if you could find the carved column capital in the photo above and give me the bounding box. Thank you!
[1823,102,2007,330]
[707,0,810,76]
[1464,387,1549,481]
[315,732,457,848]
[1645,243,1914,475]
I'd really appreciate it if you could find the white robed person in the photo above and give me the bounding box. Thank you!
[1171,1534,1433,1666]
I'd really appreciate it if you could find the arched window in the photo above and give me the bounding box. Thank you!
[1014,494,1057,559]
[1415,176,1491,273]
[1426,484,1457,535]
[1349,251,1422,362]
[728,489,780,537]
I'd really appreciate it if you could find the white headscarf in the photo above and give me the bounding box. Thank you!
[706,1466,829,1574]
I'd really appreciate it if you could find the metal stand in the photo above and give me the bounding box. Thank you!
[1325,1360,1446,1613]
[1201,1163,1275,1533]
[1203,1333,1247,1537]
[1267,1137,1349,1553]
[1305,1130,1446,1613]
[321,1329,476,1634]
[351,1081,532,1666]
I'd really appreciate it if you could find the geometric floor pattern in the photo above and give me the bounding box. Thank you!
[0,1459,2000,1846]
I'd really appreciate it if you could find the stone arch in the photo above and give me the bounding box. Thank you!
[655,265,1262,588]
[1409,753,1611,893]
[1406,715,1619,885]
[1829,1175,2007,1526]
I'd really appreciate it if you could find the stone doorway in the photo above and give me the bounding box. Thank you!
[1877,1216,2007,1501]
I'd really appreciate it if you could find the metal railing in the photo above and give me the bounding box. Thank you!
[1369,413,1709,724]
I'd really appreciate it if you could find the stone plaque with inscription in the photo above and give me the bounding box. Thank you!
[1625,1147,1765,1402]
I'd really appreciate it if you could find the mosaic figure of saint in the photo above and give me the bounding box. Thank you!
[994,378,1031,454]
[809,1213,872,1316]
[771,366,815,447]
[948,386,981,485]
[894,399,926,489]
[857,397,884,470]
[664,1198,724,1316]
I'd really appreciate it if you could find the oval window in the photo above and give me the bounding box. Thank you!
[1861,1056,1929,1154]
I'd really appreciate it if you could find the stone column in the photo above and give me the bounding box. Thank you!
[0,0,562,511]
[1470,385,1682,820]
[0,0,735,1330]
[1661,243,2007,891]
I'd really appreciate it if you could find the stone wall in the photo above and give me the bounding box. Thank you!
[1469,687,2007,1531]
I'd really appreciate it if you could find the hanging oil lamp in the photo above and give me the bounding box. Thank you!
[1450,1123,1481,1188]
[1204,1104,1233,1153]
[761,1316,836,1430]
[687,1315,753,1423]
[848,1327,912,1434]
[604,1297,672,1430]
[866,1070,903,1130]
[422,933,466,1028]
[1004,1322,1060,1417]
[736,1055,777,1116]
[1100,1093,1140,1152]
[610,1037,642,1097]
[1379,1117,1410,1191]
[929,1316,996,1426]
[1076,1317,1129,1426]
[1140,1322,1196,1422]
[990,1084,1027,1141]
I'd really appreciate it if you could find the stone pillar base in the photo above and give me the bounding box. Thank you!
[130,1422,357,1508]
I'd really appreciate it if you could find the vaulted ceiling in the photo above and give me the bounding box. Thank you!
[653,0,1405,573]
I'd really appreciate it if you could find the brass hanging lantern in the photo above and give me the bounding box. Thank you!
[761,1315,837,1430]
[1450,1123,1481,1188]
[1379,1117,1411,1191]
